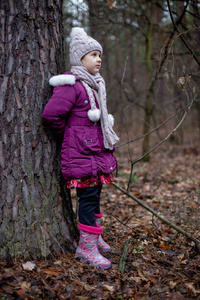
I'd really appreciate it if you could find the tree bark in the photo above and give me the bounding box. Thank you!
[87,0,101,40]
[191,0,200,135]
[0,0,79,260]
[142,2,154,161]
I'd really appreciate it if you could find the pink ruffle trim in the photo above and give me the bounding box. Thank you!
[66,173,114,189]
[79,223,102,234]
[95,212,103,218]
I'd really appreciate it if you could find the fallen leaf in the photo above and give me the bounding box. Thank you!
[132,261,141,268]
[159,241,171,250]
[169,281,177,289]
[84,283,95,291]
[137,269,148,281]
[186,283,200,296]
[107,0,117,9]
[179,259,188,265]
[102,284,115,292]
[43,269,59,276]
[22,261,36,271]
[178,253,185,260]
[129,276,142,283]
[54,260,62,265]
[17,288,26,296]
[21,281,31,290]
[141,239,150,246]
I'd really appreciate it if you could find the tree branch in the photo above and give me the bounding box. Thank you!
[149,0,190,92]
[167,0,200,67]
[118,239,130,273]
[117,104,190,148]
[111,182,200,254]
[130,96,193,166]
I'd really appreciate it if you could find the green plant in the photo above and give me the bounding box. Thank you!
[132,245,144,254]
[169,177,179,184]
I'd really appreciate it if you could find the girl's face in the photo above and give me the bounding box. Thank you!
[81,50,102,75]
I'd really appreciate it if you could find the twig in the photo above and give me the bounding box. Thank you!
[167,0,200,67]
[111,215,134,231]
[120,56,132,161]
[118,239,130,273]
[116,104,190,148]
[112,182,200,254]
[120,56,135,191]
[131,93,194,166]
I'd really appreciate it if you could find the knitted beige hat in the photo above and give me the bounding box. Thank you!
[69,27,103,66]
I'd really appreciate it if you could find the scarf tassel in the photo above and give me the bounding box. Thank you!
[88,108,101,122]
[88,110,115,128]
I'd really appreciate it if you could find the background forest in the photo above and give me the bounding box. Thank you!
[64,0,200,159]
[1,0,200,299]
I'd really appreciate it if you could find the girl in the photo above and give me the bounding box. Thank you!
[42,28,119,269]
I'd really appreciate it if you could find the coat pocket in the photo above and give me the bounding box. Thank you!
[74,128,103,154]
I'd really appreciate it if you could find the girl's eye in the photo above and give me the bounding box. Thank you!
[91,52,101,58]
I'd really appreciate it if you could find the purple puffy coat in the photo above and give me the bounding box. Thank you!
[42,73,117,181]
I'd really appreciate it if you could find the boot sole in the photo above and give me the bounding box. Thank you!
[99,248,111,253]
[75,257,111,270]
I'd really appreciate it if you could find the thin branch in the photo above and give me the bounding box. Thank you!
[167,0,200,67]
[149,0,190,92]
[118,239,130,273]
[131,93,194,166]
[117,104,190,148]
[111,182,200,253]
[111,215,134,231]
[120,56,134,187]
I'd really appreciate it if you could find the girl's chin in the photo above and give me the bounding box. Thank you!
[90,70,99,75]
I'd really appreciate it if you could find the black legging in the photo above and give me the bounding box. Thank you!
[77,185,102,227]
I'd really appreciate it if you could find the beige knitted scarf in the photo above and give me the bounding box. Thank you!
[71,66,119,150]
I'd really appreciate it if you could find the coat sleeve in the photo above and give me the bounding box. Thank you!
[42,85,76,133]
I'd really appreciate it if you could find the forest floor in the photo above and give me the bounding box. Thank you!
[1,134,200,300]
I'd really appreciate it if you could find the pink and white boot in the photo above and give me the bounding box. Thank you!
[95,212,111,253]
[75,223,111,269]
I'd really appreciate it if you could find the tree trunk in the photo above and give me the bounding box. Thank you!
[87,0,101,40]
[191,0,200,136]
[142,2,154,161]
[128,29,134,89]
[0,0,79,260]
[101,33,112,89]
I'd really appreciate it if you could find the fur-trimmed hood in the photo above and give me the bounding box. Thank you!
[49,74,76,87]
